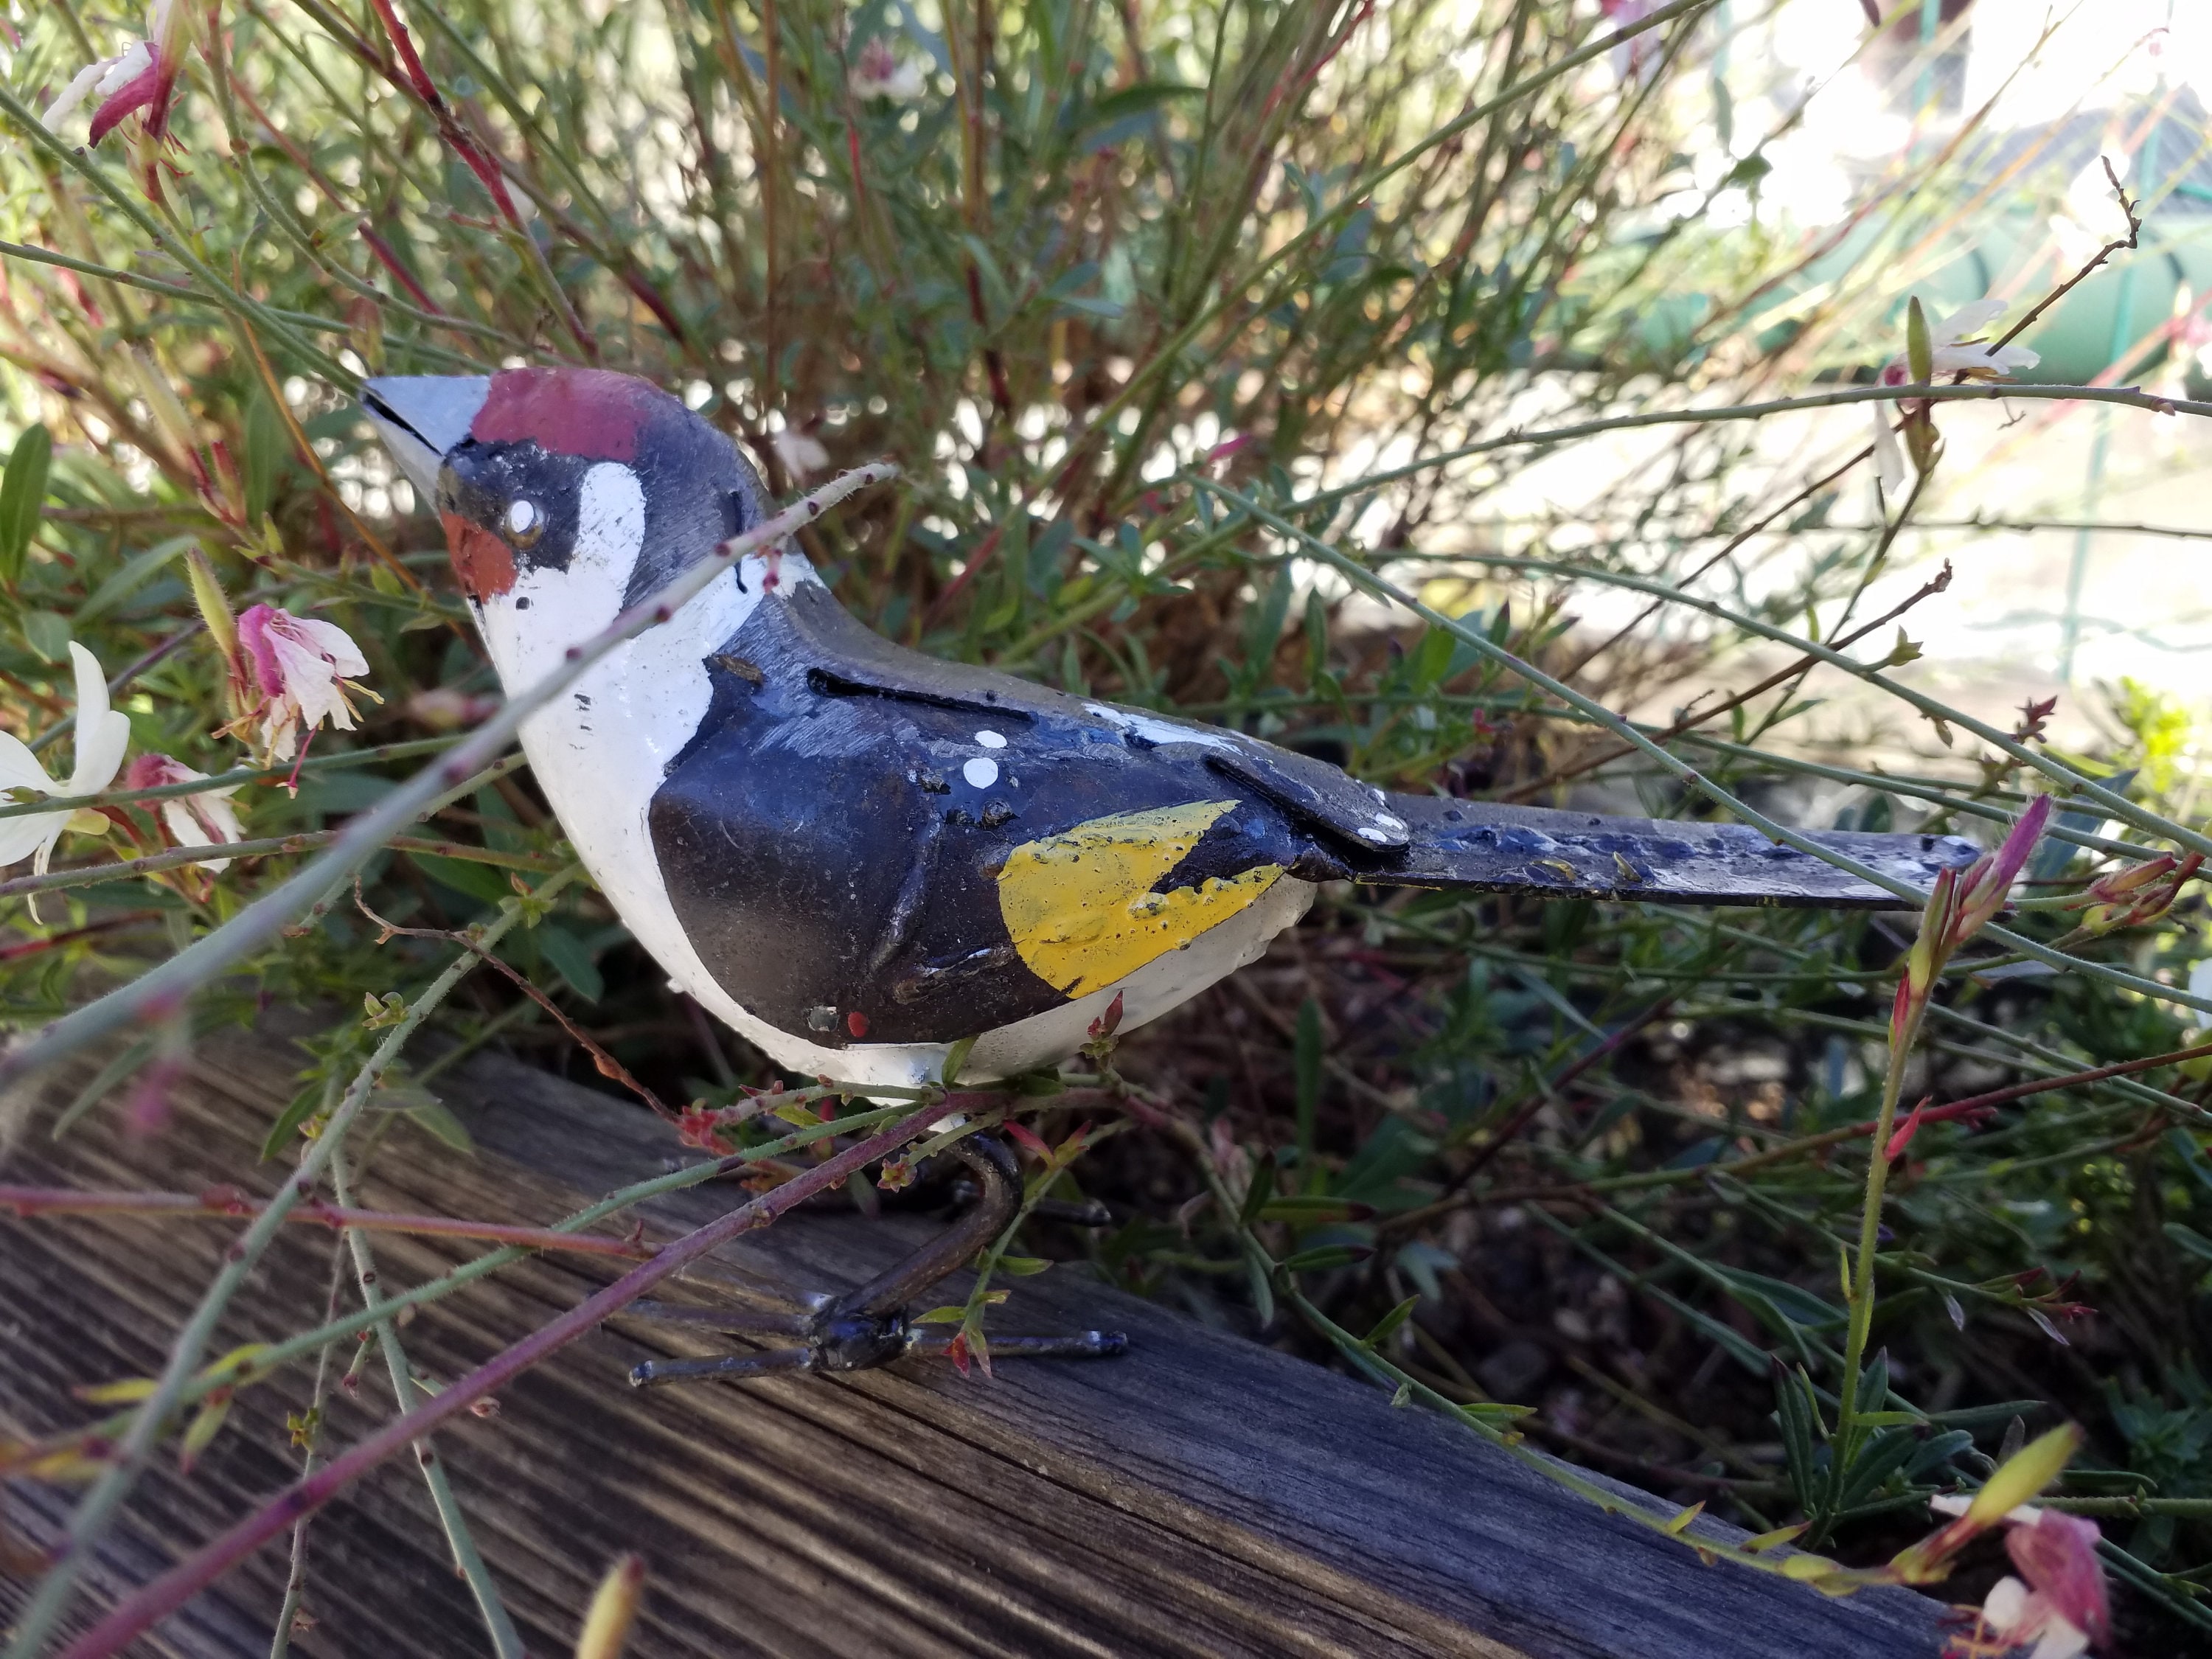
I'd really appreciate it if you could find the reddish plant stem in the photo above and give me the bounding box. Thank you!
[1439,995,1675,1192]
[919,520,1004,631]
[0,1186,653,1259]
[52,1096,964,1659]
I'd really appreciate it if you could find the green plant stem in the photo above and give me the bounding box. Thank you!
[1164,1110,1822,1583]
[0,831,563,902]
[0,735,466,824]
[1082,0,1721,444]
[268,1242,348,1659]
[1831,995,1926,1475]
[327,1147,524,1659]
[0,86,355,386]
[1,868,579,1659]
[1196,476,2212,1021]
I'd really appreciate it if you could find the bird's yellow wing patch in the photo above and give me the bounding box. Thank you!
[996,800,1284,999]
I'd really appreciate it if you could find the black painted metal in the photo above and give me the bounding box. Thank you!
[624,1135,1127,1386]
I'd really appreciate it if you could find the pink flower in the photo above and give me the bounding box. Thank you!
[1933,1498,2109,1659]
[41,0,187,146]
[850,38,927,100]
[1951,793,2053,946]
[1599,0,1663,83]
[234,605,375,762]
[122,754,243,872]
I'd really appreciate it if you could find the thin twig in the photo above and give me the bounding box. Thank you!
[0,1186,655,1259]
[327,1147,524,1658]
[51,1097,968,1659]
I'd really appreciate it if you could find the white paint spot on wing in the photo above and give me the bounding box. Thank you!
[975,728,1008,749]
[963,756,1001,789]
[1084,701,1234,752]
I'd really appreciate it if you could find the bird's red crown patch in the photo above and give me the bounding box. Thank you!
[470,367,667,462]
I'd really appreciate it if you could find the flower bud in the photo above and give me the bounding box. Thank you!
[575,1555,645,1659]
[1906,296,1933,384]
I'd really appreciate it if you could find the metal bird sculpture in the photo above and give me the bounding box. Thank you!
[364,366,1977,1382]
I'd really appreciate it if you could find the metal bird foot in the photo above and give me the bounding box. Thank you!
[623,1134,1127,1386]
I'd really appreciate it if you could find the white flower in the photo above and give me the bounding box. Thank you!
[122,754,243,873]
[850,38,928,101]
[1914,299,2042,380]
[41,0,185,144]
[236,603,375,763]
[0,644,132,908]
[1870,298,2041,494]
[771,428,831,480]
[1981,1576,2091,1659]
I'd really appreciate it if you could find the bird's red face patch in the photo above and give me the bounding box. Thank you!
[469,368,661,462]
[442,512,516,599]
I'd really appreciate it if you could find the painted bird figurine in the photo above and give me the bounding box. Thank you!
[364,367,1980,1384]
[365,367,1978,1096]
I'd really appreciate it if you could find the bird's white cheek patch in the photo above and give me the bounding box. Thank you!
[487,462,646,686]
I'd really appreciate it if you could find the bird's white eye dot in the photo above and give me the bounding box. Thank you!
[507,500,540,537]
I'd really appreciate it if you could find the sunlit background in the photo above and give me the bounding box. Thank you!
[1501,1,2212,754]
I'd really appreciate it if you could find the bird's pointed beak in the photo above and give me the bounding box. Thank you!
[361,375,491,501]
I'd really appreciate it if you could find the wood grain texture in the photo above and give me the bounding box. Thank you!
[0,1027,1952,1658]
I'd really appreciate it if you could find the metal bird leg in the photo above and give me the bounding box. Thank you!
[624,1133,1127,1385]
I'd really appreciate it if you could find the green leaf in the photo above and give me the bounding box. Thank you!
[1257,1195,1374,1223]
[1363,1295,1419,1349]
[406,1099,475,1153]
[1835,1425,1919,1510]
[178,1391,234,1472]
[77,535,194,625]
[1773,1362,1825,1509]
[261,1077,333,1160]
[1411,625,1455,689]
[0,423,53,588]
[245,391,285,524]
[940,1034,977,1087]
[51,1033,161,1139]
[1245,1251,1276,1328]
[408,850,516,905]
[2164,1221,2212,1265]
[537,925,605,1002]
[1277,1243,1372,1275]
[22,609,69,664]
[999,1255,1052,1276]
[1238,1151,1279,1226]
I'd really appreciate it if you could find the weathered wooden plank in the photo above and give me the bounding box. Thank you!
[1,1030,1950,1658]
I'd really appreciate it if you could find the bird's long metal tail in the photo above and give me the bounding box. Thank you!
[1371,796,1978,908]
